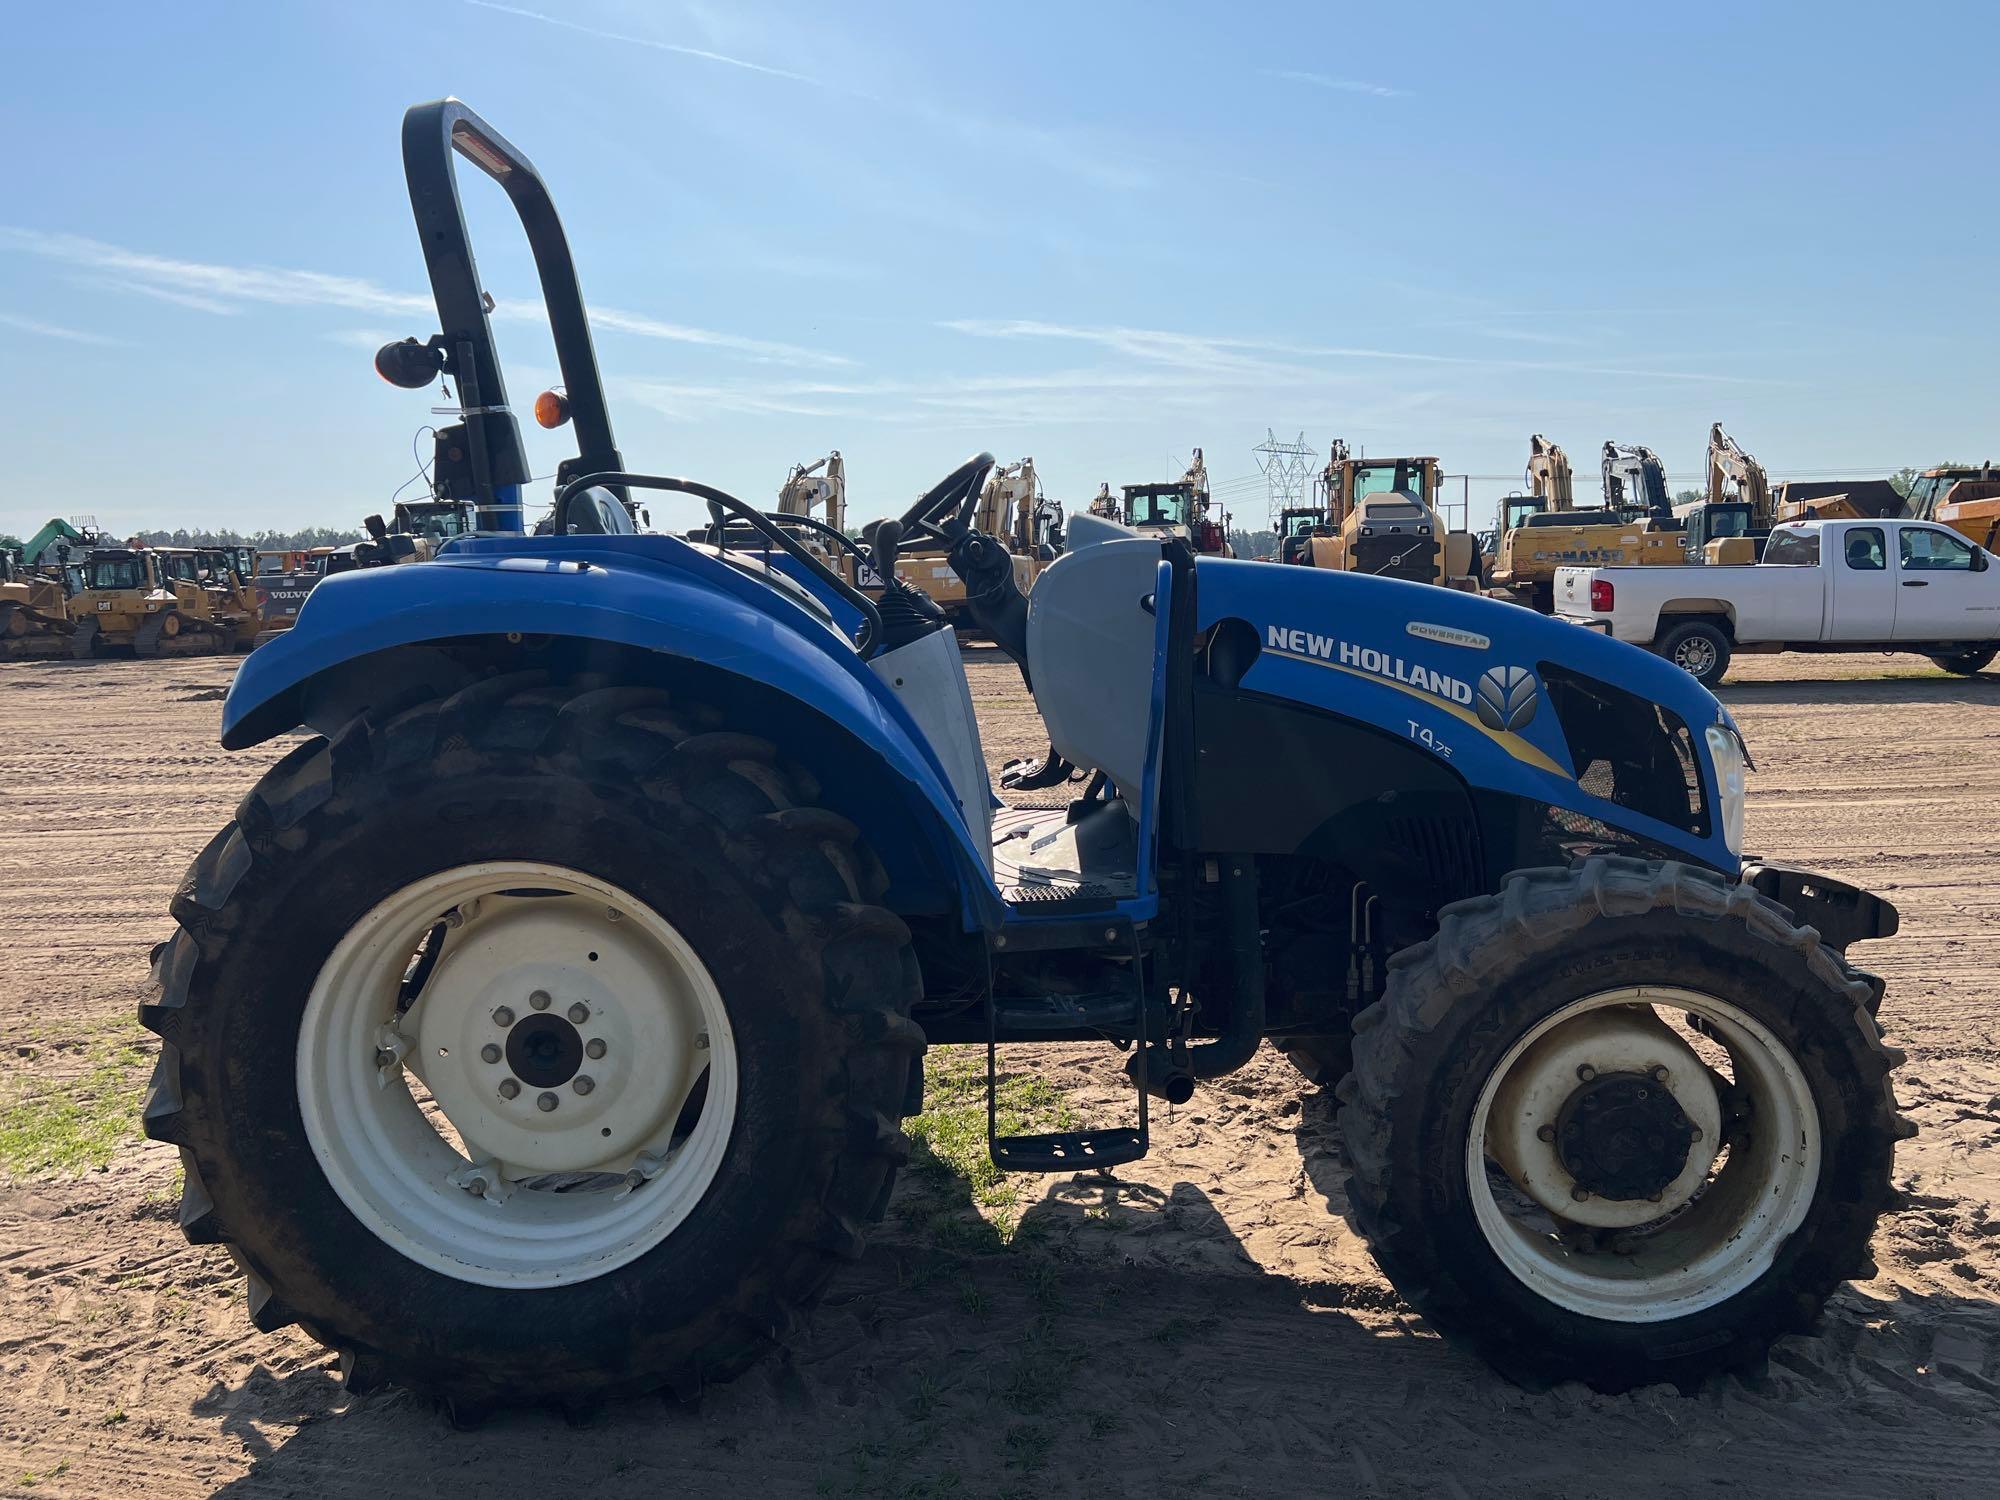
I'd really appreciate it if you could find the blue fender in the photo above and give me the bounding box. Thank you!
[226,534,1004,928]
[1193,559,1740,872]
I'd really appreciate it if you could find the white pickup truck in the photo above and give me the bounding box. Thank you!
[1554,518,2000,686]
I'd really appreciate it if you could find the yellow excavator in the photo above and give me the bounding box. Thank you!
[1485,437,1684,610]
[1289,441,1478,588]
[1675,423,1769,563]
[0,552,96,659]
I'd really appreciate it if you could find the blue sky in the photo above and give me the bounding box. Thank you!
[2,1,1993,540]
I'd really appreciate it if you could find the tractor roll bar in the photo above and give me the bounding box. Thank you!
[401,99,624,527]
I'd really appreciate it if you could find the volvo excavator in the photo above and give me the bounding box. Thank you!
[1486,437,1683,611]
[1288,441,1478,587]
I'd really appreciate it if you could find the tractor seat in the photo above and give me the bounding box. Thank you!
[1023,516,1163,799]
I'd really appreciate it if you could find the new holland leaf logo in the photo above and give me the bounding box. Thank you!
[1475,666,1539,732]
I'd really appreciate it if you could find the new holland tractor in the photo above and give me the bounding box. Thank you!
[146,100,1908,1418]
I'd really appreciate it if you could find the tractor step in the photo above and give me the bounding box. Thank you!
[985,917,1149,1173]
[989,1127,1146,1173]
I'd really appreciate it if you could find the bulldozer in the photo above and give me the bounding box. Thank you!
[1486,437,1684,611]
[194,546,267,650]
[70,546,250,656]
[1289,440,1478,587]
[1121,449,1232,555]
[0,551,96,659]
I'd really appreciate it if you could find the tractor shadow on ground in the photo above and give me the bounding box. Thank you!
[197,1091,2000,1500]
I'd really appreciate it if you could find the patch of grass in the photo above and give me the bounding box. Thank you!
[904,1048,1074,1244]
[0,1031,152,1179]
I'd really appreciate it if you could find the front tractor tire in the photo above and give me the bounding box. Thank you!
[1337,857,1906,1392]
[141,673,923,1414]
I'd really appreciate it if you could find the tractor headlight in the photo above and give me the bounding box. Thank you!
[1704,724,1747,854]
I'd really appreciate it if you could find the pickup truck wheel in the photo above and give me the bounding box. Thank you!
[1337,857,1904,1392]
[1929,645,1996,676]
[1657,621,1731,687]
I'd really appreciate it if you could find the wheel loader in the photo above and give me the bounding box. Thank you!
[148,99,1909,1418]
[1486,437,1685,612]
[0,552,96,659]
[1121,450,1232,555]
[71,547,248,656]
[1289,440,1480,587]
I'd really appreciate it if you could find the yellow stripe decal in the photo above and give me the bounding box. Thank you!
[1263,646,1574,780]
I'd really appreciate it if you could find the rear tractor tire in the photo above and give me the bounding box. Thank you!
[1337,856,1905,1392]
[142,673,924,1413]
[1656,620,1731,688]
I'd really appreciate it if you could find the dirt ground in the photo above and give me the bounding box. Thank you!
[2,646,1997,1498]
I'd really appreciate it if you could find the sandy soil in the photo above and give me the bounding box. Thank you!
[2,646,1997,1498]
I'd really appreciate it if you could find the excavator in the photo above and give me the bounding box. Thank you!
[1675,423,1769,563]
[1086,483,1120,520]
[1121,449,1232,555]
[1485,437,1683,611]
[1908,462,2000,552]
[16,517,102,569]
[1600,442,1675,522]
[1288,440,1478,588]
[0,551,96,659]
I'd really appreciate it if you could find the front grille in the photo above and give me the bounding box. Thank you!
[1540,663,1709,837]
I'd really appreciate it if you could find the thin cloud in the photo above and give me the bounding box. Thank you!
[0,311,126,346]
[462,0,833,88]
[940,318,1781,386]
[1,228,850,367]
[1265,69,1406,99]
[463,0,1147,191]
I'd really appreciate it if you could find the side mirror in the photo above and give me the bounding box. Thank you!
[1974,548,1989,572]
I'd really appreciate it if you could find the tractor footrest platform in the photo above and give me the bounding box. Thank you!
[990,1128,1146,1173]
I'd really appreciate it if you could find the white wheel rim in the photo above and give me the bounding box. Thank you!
[1674,636,1716,676]
[297,861,738,1288]
[1467,985,1819,1323]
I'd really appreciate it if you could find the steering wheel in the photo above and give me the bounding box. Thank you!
[896,452,998,546]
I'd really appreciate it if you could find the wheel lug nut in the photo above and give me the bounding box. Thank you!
[498,1078,520,1099]
[568,1002,590,1024]
[1571,1186,1591,1202]
[585,1038,607,1059]
[1690,1125,1704,1142]
[529,990,551,1011]
[574,1075,595,1096]
[1576,1064,1597,1082]
[1536,1124,1557,1143]
[1650,1065,1670,1084]
[695,1031,710,1051]
[492,1006,515,1027]
[480,1043,502,1064]
[537,1091,559,1112]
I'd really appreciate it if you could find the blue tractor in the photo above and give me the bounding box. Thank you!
[143,101,1908,1415]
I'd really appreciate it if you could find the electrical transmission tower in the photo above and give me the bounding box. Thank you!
[1254,430,1316,529]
